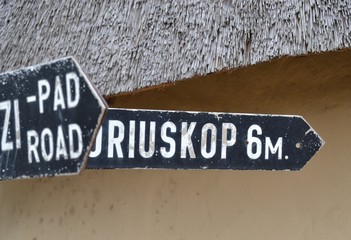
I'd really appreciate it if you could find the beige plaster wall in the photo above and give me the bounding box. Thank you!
[0,50,350,240]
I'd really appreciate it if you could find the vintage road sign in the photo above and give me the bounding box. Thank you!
[87,108,324,171]
[0,57,107,180]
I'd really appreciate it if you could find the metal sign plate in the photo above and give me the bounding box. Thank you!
[0,57,107,180]
[88,108,324,170]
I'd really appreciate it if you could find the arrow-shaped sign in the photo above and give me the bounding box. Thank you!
[88,108,324,170]
[0,57,107,180]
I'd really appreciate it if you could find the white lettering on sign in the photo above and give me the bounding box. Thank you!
[0,100,13,151]
[221,123,236,159]
[68,123,83,159]
[53,76,66,111]
[56,125,68,160]
[66,72,80,109]
[160,122,176,158]
[89,120,287,161]
[27,130,39,163]
[201,123,217,159]
[265,137,283,160]
[247,125,284,160]
[37,72,80,114]
[128,120,136,158]
[24,72,83,164]
[108,120,124,158]
[27,124,83,164]
[14,99,21,149]
[0,100,21,151]
[38,80,50,114]
[139,121,156,158]
[41,128,54,162]
[247,125,262,159]
[181,122,196,159]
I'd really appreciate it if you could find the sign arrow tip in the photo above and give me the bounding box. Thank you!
[294,120,325,170]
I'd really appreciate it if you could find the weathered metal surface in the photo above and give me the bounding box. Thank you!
[0,57,107,180]
[1,1,350,95]
[88,108,324,170]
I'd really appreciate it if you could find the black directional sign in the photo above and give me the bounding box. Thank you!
[88,108,324,170]
[0,57,107,180]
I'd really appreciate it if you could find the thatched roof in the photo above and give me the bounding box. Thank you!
[1,1,350,96]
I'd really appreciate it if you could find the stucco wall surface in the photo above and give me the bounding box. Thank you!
[0,50,350,240]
